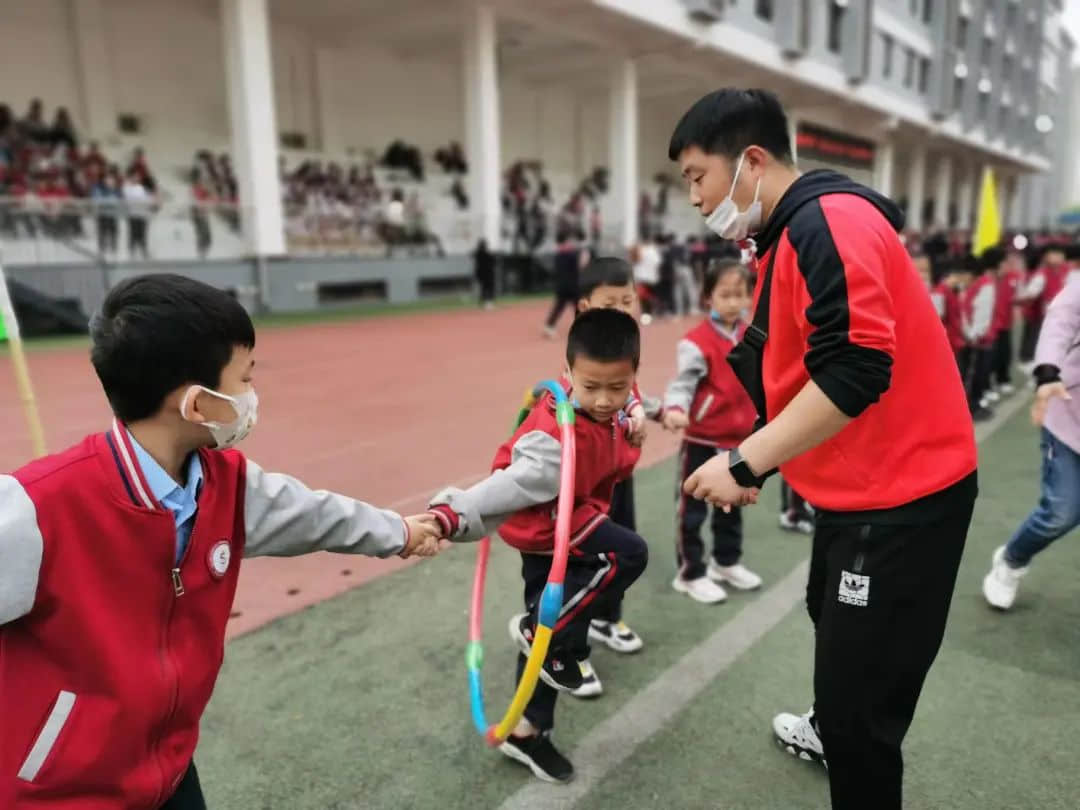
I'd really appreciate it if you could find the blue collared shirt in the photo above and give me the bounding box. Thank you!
[128,431,204,563]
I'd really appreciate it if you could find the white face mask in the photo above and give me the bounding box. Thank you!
[704,150,763,241]
[180,385,259,449]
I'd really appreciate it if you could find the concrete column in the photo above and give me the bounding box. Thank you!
[463,3,502,248]
[70,0,117,137]
[933,154,953,228]
[609,58,639,247]
[873,140,895,198]
[956,161,975,229]
[222,0,285,256]
[906,144,928,231]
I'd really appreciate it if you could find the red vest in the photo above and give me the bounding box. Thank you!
[492,387,639,553]
[992,271,1021,334]
[682,319,758,448]
[933,281,966,351]
[2,427,247,809]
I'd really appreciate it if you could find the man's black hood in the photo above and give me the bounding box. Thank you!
[754,170,904,255]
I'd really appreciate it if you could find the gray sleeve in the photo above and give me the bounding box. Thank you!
[930,291,946,319]
[663,339,708,413]
[0,475,44,625]
[967,283,996,341]
[430,430,561,543]
[243,459,406,559]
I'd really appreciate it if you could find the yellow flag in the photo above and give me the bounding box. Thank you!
[973,166,1002,257]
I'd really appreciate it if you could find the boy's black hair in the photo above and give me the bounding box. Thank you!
[979,247,1006,272]
[702,257,749,300]
[90,274,256,423]
[566,308,640,371]
[668,88,793,164]
[578,256,633,299]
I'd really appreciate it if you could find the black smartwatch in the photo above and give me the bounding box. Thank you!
[729,447,765,488]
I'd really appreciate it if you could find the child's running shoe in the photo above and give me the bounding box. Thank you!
[998,383,1016,396]
[779,511,814,535]
[569,658,603,698]
[509,614,583,692]
[707,561,763,590]
[773,709,827,768]
[588,619,644,653]
[672,575,727,603]
[499,731,575,783]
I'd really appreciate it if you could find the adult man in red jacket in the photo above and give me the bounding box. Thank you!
[669,89,977,810]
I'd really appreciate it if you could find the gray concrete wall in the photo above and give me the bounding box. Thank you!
[5,256,476,318]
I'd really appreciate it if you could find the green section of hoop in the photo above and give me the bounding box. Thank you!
[465,641,484,671]
[555,400,575,426]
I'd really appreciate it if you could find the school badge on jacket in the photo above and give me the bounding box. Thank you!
[208,540,232,579]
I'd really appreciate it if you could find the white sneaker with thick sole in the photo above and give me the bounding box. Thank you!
[707,561,763,590]
[588,619,644,653]
[779,513,814,535]
[569,659,603,699]
[983,545,1028,610]
[998,383,1016,396]
[773,710,827,768]
[985,390,1001,403]
[672,575,727,603]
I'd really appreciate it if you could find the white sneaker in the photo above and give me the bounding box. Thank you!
[983,545,1028,610]
[707,560,763,590]
[672,575,727,603]
[588,619,644,653]
[998,383,1016,396]
[541,326,556,340]
[569,658,603,699]
[985,390,1001,403]
[773,709,827,767]
[779,513,814,536]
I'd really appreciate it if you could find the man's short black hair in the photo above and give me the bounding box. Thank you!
[702,258,749,300]
[91,274,255,422]
[566,309,640,371]
[578,257,633,299]
[668,88,792,164]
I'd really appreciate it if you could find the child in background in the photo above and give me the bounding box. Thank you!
[932,263,967,371]
[568,257,652,698]
[989,248,1026,398]
[428,309,649,783]
[0,274,441,810]
[962,249,1001,421]
[662,259,762,603]
[1018,247,1070,369]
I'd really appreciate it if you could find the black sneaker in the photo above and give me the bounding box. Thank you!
[972,406,995,422]
[499,731,575,783]
[508,614,584,693]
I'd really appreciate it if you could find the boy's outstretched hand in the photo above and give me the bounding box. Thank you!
[400,514,444,558]
[627,404,648,447]
[663,409,689,432]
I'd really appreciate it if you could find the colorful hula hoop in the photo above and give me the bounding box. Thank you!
[466,380,576,747]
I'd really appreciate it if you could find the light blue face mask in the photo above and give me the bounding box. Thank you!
[710,308,725,323]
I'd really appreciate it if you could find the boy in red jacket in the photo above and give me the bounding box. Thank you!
[989,248,1026,397]
[428,309,649,783]
[662,259,762,603]
[962,249,1001,421]
[931,264,967,370]
[0,274,441,810]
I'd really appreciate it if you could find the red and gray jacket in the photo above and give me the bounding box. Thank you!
[750,170,976,515]
[931,281,966,352]
[663,319,757,447]
[1,423,410,809]
[429,383,640,552]
[963,273,997,348]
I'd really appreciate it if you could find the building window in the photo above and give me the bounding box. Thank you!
[910,0,919,15]
[903,48,916,88]
[1002,54,1013,83]
[754,0,773,20]
[978,92,989,122]
[956,16,968,49]
[923,0,933,23]
[882,34,894,78]
[827,1,846,54]
[954,77,965,110]
[918,57,931,93]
